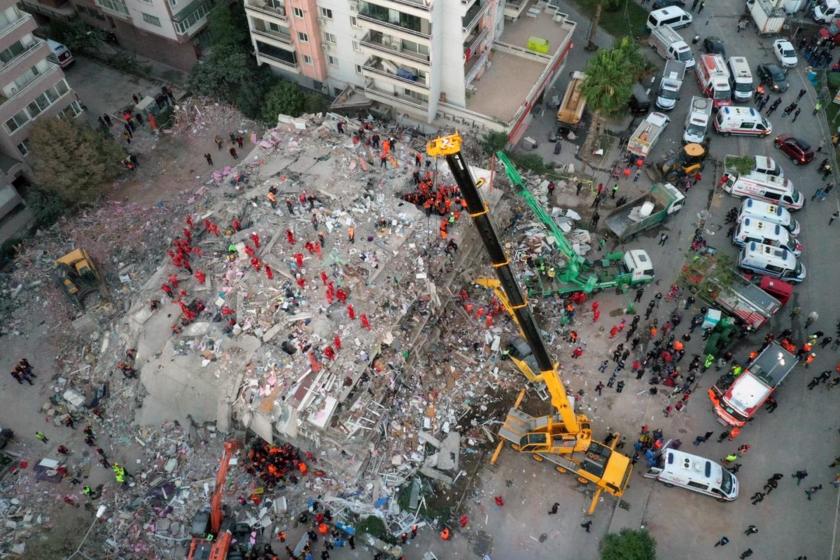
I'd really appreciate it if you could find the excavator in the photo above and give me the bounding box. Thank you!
[427,134,632,514]
[494,151,655,297]
[655,142,706,184]
[55,249,103,309]
[187,440,241,560]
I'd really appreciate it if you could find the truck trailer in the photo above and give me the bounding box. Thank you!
[627,112,671,158]
[557,71,587,128]
[605,183,685,241]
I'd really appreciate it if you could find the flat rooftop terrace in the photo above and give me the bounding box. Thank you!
[466,50,545,122]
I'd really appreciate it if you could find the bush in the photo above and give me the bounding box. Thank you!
[511,152,550,174]
[480,131,509,155]
[26,188,68,228]
[603,0,623,11]
[601,528,657,560]
[261,81,306,121]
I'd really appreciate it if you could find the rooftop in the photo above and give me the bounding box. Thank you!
[498,0,572,57]
[466,49,545,122]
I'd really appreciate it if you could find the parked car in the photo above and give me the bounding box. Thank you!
[756,63,790,92]
[652,0,686,8]
[703,36,727,58]
[773,39,798,67]
[774,134,815,165]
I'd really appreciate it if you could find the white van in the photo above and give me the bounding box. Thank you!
[714,106,771,137]
[723,172,803,210]
[649,26,695,68]
[643,449,739,501]
[647,6,693,31]
[727,56,754,102]
[46,39,74,68]
[733,217,802,256]
[739,242,806,282]
[739,198,800,235]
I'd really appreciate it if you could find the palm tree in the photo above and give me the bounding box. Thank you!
[581,37,644,154]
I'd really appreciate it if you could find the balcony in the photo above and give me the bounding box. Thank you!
[462,1,485,33]
[364,79,428,112]
[252,26,292,45]
[357,9,430,39]
[244,0,288,23]
[0,13,33,37]
[1,63,59,105]
[362,57,428,91]
[0,40,44,76]
[360,31,430,66]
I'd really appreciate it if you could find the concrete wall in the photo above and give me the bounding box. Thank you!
[125,0,178,40]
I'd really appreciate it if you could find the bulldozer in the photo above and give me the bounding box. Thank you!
[658,143,706,184]
[55,249,102,309]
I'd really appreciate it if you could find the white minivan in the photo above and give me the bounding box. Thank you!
[733,217,802,256]
[727,56,754,102]
[646,7,693,31]
[738,242,806,283]
[739,198,800,236]
[643,449,739,501]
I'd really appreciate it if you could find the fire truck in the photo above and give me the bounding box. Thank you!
[695,54,732,109]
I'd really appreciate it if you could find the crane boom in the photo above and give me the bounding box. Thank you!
[428,134,632,514]
[210,440,240,534]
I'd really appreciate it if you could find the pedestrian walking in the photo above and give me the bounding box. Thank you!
[691,0,699,10]
[103,113,112,127]
[744,525,758,535]
[229,147,238,159]
[204,153,213,166]
[658,232,669,246]
[830,211,839,226]
[35,431,48,444]
[714,536,729,547]
[813,100,823,115]
[595,381,604,395]
[737,443,751,455]
[750,491,764,505]
[740,549,753,559]
[792,108,801,122]
[214,135,223,150]
[717,430,730,443]
[805,310,819,328]
[548,502,559,515]
[805,484,823,500]
[697,0,705,13]
[610,184,619,199]
[766,98,781,115]
[580,520,592,532]
[634,287,644,303]
[797,88,807,100]
[792,470,808,485]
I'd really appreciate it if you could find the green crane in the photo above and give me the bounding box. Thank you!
[495,151,654,296]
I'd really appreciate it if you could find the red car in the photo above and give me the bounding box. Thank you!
[774,135,815,165]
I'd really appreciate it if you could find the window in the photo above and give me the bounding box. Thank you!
[293,6,303,17]
[328,55,338,66]
[5,110,29,133]
[320,7,332,19]
[352,40,360,52]
[268,22,282,32]
[59,100,83,120]
[350,16,358,27]
[0,38,31,65]
[142,12,161,26]
[324,32,336,44]
[687,481,709,490]
[355,64,362,74]
[173,0,213,34]
[17,139,30,157]
[303,54,312,64]
[298,32,308,42]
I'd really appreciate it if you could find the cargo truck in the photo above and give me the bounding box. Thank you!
[656,60,687,111]
[605,183,685,241]
[681,253,782,330]
[557,71,587,128]
[627,112,671,158]
[746,0,786,34]
[708,342,797,427]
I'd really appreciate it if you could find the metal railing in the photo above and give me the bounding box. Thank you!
[364,80,428,108]
[0,13,32,36]
[362,60,429,89]
[3,64,59,104]
[244,0,288,21]
[360,32,430,64]
[252,27,292,44]
[0,41,43,76]
[357,12,430,38]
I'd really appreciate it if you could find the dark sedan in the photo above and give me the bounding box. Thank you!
[756,63,789,93]
[703,36,726,58]
[652,0,686,8]
[774,135,815,165]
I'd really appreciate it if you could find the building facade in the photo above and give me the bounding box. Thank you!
[0,1,81,242]
[244,0,575,142]
[21,0,213,71]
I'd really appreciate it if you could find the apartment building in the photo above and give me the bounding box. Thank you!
[0,1,82,242]
[244,0,575,142]
[20,0,213,71]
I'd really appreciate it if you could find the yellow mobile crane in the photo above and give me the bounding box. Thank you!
[427,134,632,514]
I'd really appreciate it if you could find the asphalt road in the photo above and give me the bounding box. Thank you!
[433,2,840,560]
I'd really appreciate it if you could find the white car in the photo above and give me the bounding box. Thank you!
[773,39,798,68]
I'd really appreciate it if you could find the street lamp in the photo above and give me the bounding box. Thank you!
[65,505,106,560]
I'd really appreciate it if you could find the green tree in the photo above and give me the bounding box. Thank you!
[600,528,656,560]
[29,119,125,205]
[207,2,250,51]
[581,37,644,117]
[189,50,258,104]
[47,19,104,54]
[480,131,508,155]
[261,81,306,121]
